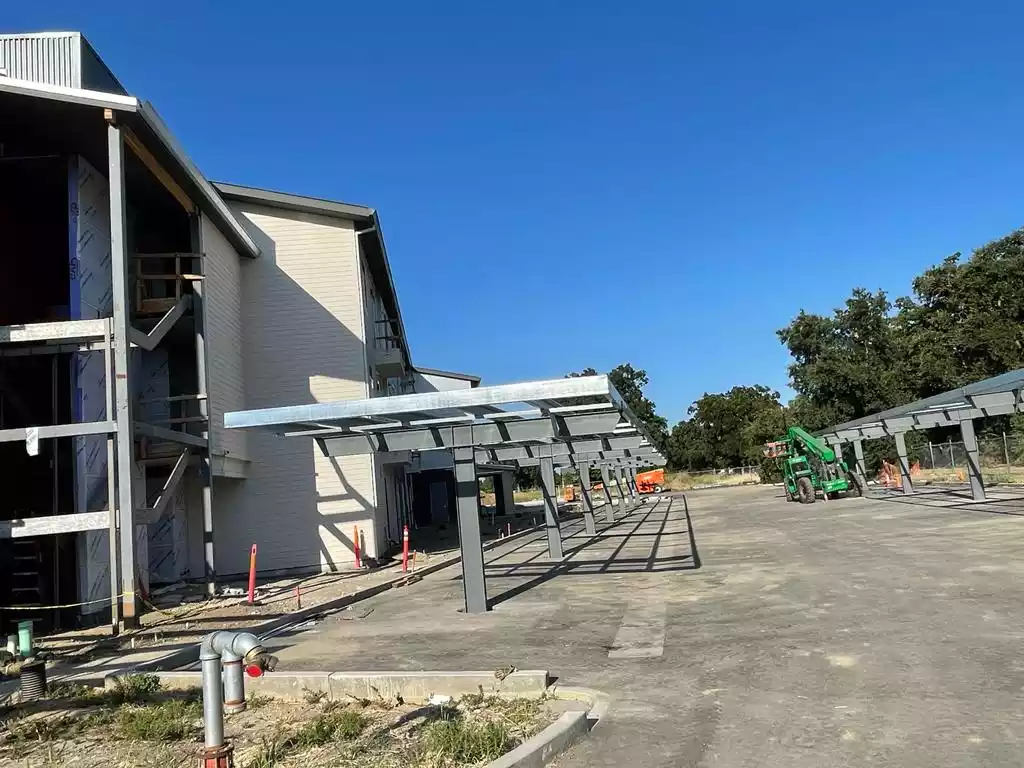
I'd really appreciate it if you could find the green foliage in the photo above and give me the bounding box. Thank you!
[423,717,513,764]
[773,228,1024,471]
[106,674,162,705]
[290,709,367,747]
[667,385,783,470]
[112,698,202,741]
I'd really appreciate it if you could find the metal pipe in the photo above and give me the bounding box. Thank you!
[222,649,245,714]
[199,631,278,752]
[200,652,224,749]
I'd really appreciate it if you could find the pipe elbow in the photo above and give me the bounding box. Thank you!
[199,631,264,662]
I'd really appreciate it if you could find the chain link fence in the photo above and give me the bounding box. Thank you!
[909,433,1023,470]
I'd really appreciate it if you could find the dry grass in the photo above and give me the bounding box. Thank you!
[663,470,760,491]
[1,679,552,768]
[916,466,1024,485]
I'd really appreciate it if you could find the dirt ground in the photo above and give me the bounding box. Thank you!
[0,676,555,768]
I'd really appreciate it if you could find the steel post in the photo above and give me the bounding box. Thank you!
[108,122,138,628]
[578,460,596,535]
[611,465,626,506]
[453,448,488,613]
[103,330,119,634]
[192,215,217,597]
[853,440,866,477]
[894,432,914,495]
[495,471,515,518]
[599,465,615,522]
[619,465,635,503]
[538,456,564,559]
[960,418,985,501]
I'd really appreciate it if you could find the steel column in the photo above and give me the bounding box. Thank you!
[103,332,119,633]
[192,214,217,596]
[894,432,913,495]
[619,465,635,504]
[852,440,866,477]
[538,457,563,559]
[960,418,985,501]
[453,448,488,613]
[611,465,626,506]
[578,460,596,535]
[495,471,515,517]
[599,465,615,522]
[108,122,138,628]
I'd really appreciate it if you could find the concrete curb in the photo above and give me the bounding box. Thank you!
[115,521,549,675]
[486,685,608,768]
[111,669,552,703]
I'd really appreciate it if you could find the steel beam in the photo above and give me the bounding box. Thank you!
[128,295,192,351]
[135,421,208,449]
[894,431,913,495]
[578,459,596,535]
[0,511,110,538]
[538,457,563,559]
[960,418,985,501]
[453,447,488,613]
[0,420,115,444]
[227,375,623,431]
[0,318,109,344]
[109,121,139,628]
[136,449,189,525]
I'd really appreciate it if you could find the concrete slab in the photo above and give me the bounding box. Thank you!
[245,489,1024,767]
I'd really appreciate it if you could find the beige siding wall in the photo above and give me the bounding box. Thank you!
[201,215,249,464]
[210,203,380,576]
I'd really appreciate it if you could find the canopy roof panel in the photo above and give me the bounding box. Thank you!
[225,375,665,468]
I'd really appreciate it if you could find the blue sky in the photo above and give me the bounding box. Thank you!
[8,1,1024,423]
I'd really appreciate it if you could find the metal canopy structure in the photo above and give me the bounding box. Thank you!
[225,375,665,613]
[819,368,1024,502]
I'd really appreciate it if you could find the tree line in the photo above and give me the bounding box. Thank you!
[577,227,1024,475]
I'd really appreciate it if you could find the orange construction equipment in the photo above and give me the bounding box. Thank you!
[635,468,665,494]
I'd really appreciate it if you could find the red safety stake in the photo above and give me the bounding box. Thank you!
[353,525,361,569]
[247,544,258,605]
[402,525,410,573]
[294,585,302,610]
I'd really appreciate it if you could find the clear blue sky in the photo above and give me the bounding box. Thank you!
[8,2,1024,424]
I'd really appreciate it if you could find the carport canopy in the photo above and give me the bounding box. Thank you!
[818,368,1024,502]
[225,375,665,613]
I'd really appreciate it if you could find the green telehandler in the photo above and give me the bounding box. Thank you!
[764,426,867,504]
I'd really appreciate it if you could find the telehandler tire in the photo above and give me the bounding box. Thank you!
[797,476,816,504]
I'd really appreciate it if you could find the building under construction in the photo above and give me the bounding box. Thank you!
[0,32,478,634]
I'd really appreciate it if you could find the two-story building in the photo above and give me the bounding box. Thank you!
[0,31,475,629]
